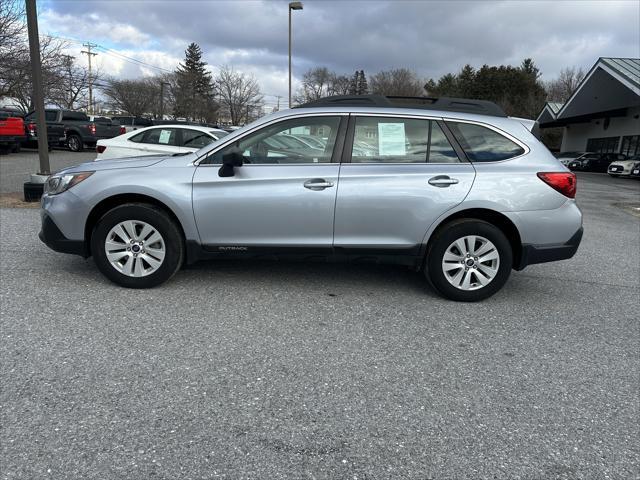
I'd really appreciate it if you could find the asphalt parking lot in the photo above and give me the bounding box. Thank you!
[0,148,96,194]
[0,172,638,478]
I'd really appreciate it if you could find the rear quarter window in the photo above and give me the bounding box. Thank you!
[447,122,525,162]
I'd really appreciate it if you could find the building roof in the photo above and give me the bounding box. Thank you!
[547,102,564,114]
[600,57,640,91]
[539,57,640,127]
[536,102,564,124]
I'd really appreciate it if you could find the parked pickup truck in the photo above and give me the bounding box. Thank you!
[28,109,123,152]
[23,111,66,151]
[110,115,153,133]
[0,111,26,154]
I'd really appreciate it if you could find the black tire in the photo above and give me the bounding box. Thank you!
[91,203,184,288]
[425,219,513,302]
[67,134,83,152]
[11,142,21,153]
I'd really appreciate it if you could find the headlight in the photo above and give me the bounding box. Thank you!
[44,172,93,195]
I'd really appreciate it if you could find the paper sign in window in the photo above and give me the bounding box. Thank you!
[159,130,172,144]
[378,123,406,156]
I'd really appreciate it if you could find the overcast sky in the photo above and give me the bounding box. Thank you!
[38,0,640,108]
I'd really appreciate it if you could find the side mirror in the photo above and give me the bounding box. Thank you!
[218,148,243,177]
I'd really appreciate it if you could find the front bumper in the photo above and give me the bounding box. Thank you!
[39,213,87,257]
[515,227,583,270]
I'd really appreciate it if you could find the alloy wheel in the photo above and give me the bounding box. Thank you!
[441,235,500,291]
[104,220,166,277]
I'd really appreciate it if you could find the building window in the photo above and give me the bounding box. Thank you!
[586,136,620,154]
[620,135,640,157]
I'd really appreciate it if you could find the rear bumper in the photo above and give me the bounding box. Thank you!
[515,227,583,270]
[0,135,26,144]
[39,213,87,257]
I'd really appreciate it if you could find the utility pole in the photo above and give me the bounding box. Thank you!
[25,0,50,175]
[81,42,98,114]
[159,81,170,120]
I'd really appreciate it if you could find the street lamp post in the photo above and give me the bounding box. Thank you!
[288,1,303,109]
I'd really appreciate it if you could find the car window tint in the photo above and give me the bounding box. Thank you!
[447,122,524,162]
[429,122,459,163]
[143,128,178,146]
[208,116,341,165]
[182,129,215,148]
[45,111,57,122]
[351,117,429,163]
[129,131,145,143]
[210,130,228,139]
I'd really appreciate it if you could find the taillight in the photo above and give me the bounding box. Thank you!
[537,172,577,198]
[27,123,37,135]
[119,126,126,135]
[96,145,106,154]
[88,123,96,135]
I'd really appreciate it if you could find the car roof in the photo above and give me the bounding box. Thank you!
[297,95,507,117]
[136,124,215,133]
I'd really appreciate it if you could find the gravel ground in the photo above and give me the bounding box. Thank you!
[0,173,638,479]
[0,148,96,194]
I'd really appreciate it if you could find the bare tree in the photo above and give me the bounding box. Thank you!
[48,55,102,110]
[0,0,25,98]
[294,67,357,104]
[4,35,70,113]
[101,77,159,116]
[546,67,586,103]
[369,68,424,96]
[216,65,262,125]
[1,2,73,112]
[294,67,333,104]
[330,74,352,95]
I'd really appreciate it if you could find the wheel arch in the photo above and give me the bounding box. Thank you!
[424,208,523,269]
[84,193,187,257]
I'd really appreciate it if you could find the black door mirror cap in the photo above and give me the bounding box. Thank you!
[218,148,244,177]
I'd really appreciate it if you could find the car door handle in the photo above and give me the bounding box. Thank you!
[304,179,334,190]
[428,176,459,187]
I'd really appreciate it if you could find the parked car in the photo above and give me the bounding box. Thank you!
[555,151,587,166]
[569,153,626,172]
[95,124,229,160]
[39,94,583,302]
[22,110,66,151]
[51,110,123,152]
[111,116,153,133]
[630,162,640,179]
[0,111,26,153]
[608,155,640,177]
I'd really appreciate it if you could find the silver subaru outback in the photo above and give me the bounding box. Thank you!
[39,95,583,301]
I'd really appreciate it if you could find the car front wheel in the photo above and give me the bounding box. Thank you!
[91,204,184,288]
[426,219,512,302]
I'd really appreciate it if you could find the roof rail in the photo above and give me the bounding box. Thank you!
[296,94,507,117]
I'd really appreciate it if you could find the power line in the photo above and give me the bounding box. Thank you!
[39,33,175,74]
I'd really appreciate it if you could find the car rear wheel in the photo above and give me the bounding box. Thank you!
[425,219,512,302]
[91,204,184,288]
[67,134,83,152]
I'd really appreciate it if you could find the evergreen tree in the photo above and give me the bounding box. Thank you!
[348,70,368,95]
[174,43,217,121]
[348,70,359,95]
[357,70,368,95]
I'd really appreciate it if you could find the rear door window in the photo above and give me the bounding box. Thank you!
[142,128,178,146]
[350,117,460,163]
[447,122,525,162]
[181,129,215,149]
